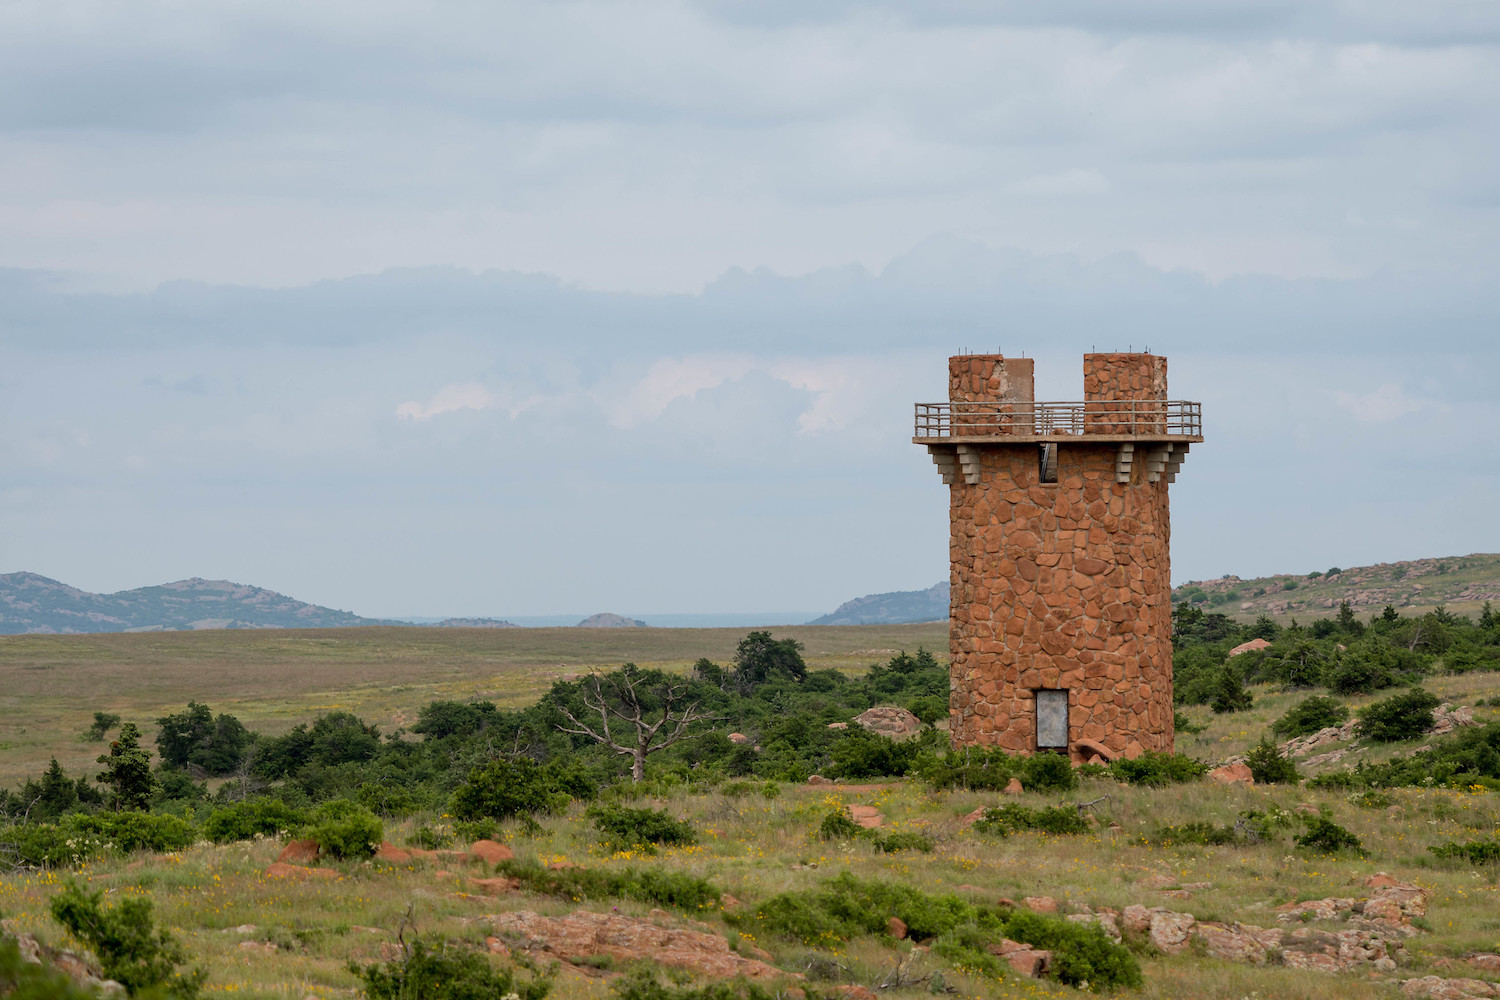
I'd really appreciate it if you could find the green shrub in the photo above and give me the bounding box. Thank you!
[918,746,1017,791]
[1020,752,1078,792]
[1155,821,1240,846]
[0,812,199,867]
[906,695,947,726]
[306,799,383,860]
[449,757,586,824]
[354,936,551,1000]
[1110,751,1208,787]
[1349,790,1393,809]
[49,880,206,998]
[1245,738,1300,785]
[1294,816,1364,855]
[817,810,863,841]
[1306,721,1500,789]
[1271,696,1350,738]
[203,798,308,843]
[494,859,721,910]
[587,804,696,853]
[1429,838,1500,865]
[1173,711,1208,735]
[1211,663,1254,714]
[745,873,1138,991]
[972,804,1088,837]
[870,831,934,853]
[1357,688,1441,742]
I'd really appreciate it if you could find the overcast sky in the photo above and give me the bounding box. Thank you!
[2,1,1497,618]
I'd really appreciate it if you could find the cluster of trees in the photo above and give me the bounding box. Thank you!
[1,633,949,831]
[1174,600,1500,711]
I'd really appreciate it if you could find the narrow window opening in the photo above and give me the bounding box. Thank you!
[1038,442,1058,483]
[1035,689,1069,750]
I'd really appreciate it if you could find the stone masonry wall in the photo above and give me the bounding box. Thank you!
[1083,353,1168,435]
[948,355,1034,433]
[947,354,1175,759]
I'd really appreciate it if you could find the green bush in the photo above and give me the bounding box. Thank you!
[870,830,934,853]
[972,804,1088,837]
[0,812,199,868]
[494,859,721,911]
[306,799,383,860]
[1245,738,1300,785]
[1294,816,1364,855]
[1110,751,1208,787]
[906,695,947,726]
[354,936,551,1000]
[1210,663,1254,714]
[745,873,1138,991]
[918,746,1017,791]
[449,757,586,823]
[0,934,104,999]
[1429,838,1500,865]
[1020,752,1078,792]
[49,880,206,997]
[1357,688,1441,742]
[817,809,863,841]
[1306,721,1500,789]
[1271,696,1349,738]
[1155,821,1239,846]
[202,798,308,843]
[587,804,696,853]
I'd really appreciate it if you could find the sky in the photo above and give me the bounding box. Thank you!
[2,1,1498,619]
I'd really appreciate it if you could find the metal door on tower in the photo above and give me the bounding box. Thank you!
[1035,689,1069,749]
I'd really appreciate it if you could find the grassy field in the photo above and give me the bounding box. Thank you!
[3,625,1500,999]
[0,624,944,790]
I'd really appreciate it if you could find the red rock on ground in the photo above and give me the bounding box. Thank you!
[467,877,521,896]
[961,807,987,825]
[987,939,1052,977]
[487,909,789,982]
[1228,638,1272,657]
[470,840,515,865]
[887,917,908,939]
[276,839,321,863]
[264,863,337,881]
[1002,777,1024,795]
[1207,763,1254,786]
[1022,896,1059,914]
[374,841,412,864]
[847,805,883,829]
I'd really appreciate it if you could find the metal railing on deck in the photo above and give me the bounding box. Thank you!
[914,400,1202,438]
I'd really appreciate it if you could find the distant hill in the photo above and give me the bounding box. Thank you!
[1173,553,1500,621]
[576,613,649,628]
[431,617,520,628]
[0,572,380,634]
[808,581,949,626]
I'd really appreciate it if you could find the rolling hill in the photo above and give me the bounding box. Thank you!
[1171,552,1500,621]
[0,573,381,634]
[807,581,949,625]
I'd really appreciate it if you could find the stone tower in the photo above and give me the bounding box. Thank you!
[914,353,1202,761]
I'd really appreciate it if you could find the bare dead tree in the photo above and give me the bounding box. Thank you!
[556,666,719,782]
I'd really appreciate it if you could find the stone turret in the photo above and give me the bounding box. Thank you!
[914,353,1202,761]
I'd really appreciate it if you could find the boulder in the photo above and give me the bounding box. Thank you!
[276,839,321,864]
[886,917,908,939]
[470,840,515,865]
[852,706,924,738]
[1148,910,1196,953]
[847,805,883,829]
[960,807,987,826]
[374,841,412,864]
[807,775,832,785]
[1207,763,1254,786]
[467,877,521,896]
[1468,955,1500,973]
[486,910,789,982]
[1022,896,1059,914]
[264,863,338,881]
[1402,977,1500,999]
[1228,638,1272,657]
[986,939,1052,977]
[729,732,752,744]
[1074,738,1117,762]
[1003,777,1024,795]
[826,722,848,730]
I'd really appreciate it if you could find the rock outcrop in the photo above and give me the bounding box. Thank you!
[487,909,787,981]
[852,706,924,738]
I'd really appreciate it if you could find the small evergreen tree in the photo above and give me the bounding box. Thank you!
[1336,601,1365,636]
[95,723,156,811]
[1482,601,1497,632]
[1245,737,1299,784]
[86,712,121,742]
[1210,663,1254,714]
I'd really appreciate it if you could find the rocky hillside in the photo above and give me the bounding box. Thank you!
[1172,552,1500,621]
[576,613,649,627]
[808,581,949,625]
[0,572,381,634]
